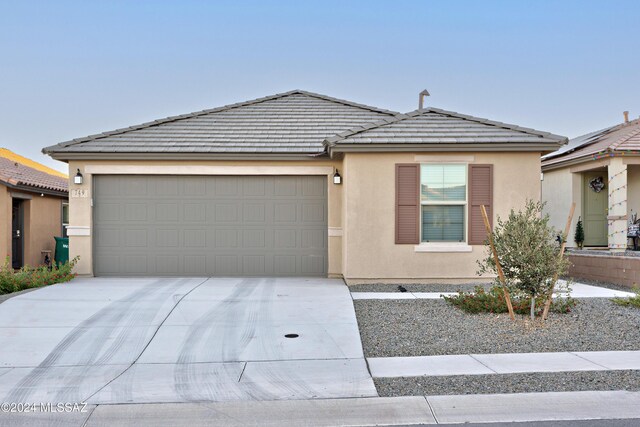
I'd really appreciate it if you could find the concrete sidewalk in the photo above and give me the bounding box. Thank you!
[5,390,640,426]
[367,350,640,378]
[352,281,635,300]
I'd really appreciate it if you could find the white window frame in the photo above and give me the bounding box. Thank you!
[416,163,472,252]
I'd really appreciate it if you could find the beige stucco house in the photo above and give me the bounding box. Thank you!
[43,90,565,283]
[0,148,68,268]
[542,113,640,251]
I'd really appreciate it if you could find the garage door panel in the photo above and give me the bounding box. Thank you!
[183,203,207,222]
[124,229,148,248]
[184,256,206,275]
[156,203,179,222]
[125,256,148,274]
[184,229,207,248]
[94,175,327,276]
[183,177,207,195]
[95,203,121,222]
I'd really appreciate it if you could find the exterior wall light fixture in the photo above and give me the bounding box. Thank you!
[74,169,83,185]
[333,169,342,185]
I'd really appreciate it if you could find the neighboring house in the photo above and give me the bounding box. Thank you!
[542,113,639,251]
[43,90,565,282]
[0,148,69,268]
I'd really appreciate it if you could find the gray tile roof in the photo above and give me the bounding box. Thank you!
[42,90,566,159]
[43,90,397,156]
[325,108,567,149]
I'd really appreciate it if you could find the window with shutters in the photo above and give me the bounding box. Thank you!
[420,164,467,242]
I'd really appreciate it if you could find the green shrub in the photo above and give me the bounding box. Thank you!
[443,284,577,316]
[611,287,640,309]
[0,256,78,295]
[477,200,571,319]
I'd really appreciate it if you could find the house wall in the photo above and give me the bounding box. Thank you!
[0,185,10,262]
[24,194,65,266]
[0,184,65,267]
[68,153,544,281]
[341,151,542,283]
[67,159,343,276]
[541,167,582,247]
[628,165,640,221]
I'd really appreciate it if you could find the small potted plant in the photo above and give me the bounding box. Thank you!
[574,216,584,249]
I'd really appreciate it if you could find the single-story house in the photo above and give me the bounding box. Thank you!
[542,113,638,251]
[43,90,565,283]
[0,148,69,268]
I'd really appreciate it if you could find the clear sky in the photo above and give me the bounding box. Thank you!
[1,0,638,173]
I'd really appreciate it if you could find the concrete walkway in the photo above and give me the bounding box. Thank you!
[368,350,640,378]
[352,281,636,300]
[0,277,376,405]
[4,391,640,426]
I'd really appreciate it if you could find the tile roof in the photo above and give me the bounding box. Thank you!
[42,90,566,159]
[542,118,640,168]
[0,149,68,194]
[325,108,567,149]
[43,90,397,156]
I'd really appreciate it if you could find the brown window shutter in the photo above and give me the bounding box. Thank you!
[468,164,493,245]
[396,164,420,244]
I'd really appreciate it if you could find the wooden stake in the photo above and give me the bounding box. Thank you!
[542,202,576,320]
[480,205,516,320]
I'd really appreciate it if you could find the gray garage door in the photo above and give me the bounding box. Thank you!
[93,175,327,276]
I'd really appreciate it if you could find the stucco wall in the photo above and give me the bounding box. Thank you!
[24,194,65,266]
[67,159,343,276]
[0,184,65,267]
[541,167,582,247]
[0,185,10,261]
[341,152,542,282]
[628,165,640,221]
[68,153,544,281]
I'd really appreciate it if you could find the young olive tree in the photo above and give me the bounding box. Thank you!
[477,200,571,320]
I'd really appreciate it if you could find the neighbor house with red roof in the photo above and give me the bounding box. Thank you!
[0,148,68,268]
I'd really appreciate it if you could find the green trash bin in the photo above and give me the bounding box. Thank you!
[54,237,69,266]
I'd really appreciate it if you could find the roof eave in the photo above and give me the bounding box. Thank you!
[47,151,330,162]
[329,142,565,157]
[541,149,640,171]
[0,181,68,198]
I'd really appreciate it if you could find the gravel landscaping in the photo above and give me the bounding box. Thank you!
[349,283,491,293]
[375,370,640,396]
[349,278,635,294]
[354,298,640,357]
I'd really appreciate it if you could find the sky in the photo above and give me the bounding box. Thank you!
[1,0,639,173]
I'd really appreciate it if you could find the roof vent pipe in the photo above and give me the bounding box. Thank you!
[418,89,430,110]
[624,111,629,123]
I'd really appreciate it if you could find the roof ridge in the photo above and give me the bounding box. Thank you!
[0,148,67,178]
[43,90,396,154]
[291,90,398,116]
[324,107,567,147]
[422,107,566,141]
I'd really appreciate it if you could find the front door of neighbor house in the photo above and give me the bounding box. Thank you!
[12,198,24,269]
[583,171,608,247]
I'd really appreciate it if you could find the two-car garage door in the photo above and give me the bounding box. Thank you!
[93,175,327,276]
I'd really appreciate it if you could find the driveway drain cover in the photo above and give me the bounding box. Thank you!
[284,333,299,338]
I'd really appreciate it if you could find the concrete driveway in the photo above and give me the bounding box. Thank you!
[0,277,376,404]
